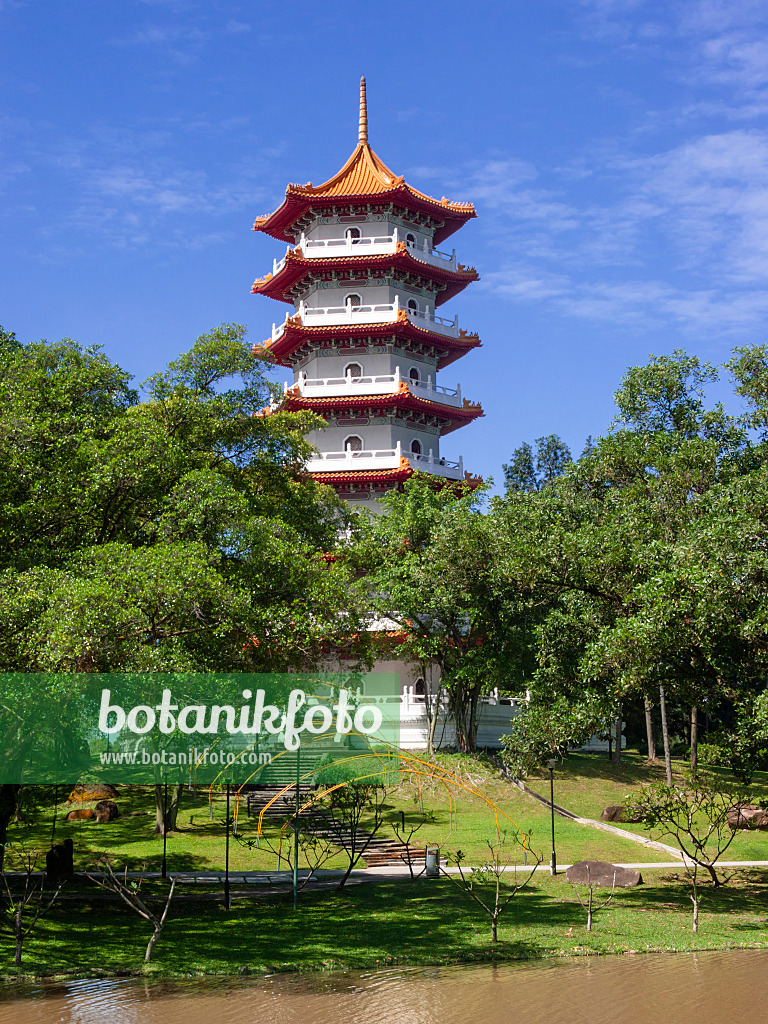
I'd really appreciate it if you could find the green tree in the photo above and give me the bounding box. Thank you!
[495,349,752,774]
[355,477,512,752]
[0,325,367,842]
[625,772,748,931]
[503,434,572,494]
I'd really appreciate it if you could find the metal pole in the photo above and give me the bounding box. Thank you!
[548,761,557,876]
[161,779,168,879]
[293,744,301,910]
[225,779,231,910]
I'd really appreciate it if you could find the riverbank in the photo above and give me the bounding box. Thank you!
[3,869,768,981]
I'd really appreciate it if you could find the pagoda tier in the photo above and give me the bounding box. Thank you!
[251,78,481,509]
[251,241,478,307]
[254,312,482,371]
[281,378,484,436]
[253,140,475,247]
[305,458,483,501]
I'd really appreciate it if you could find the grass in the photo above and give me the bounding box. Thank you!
[3,869,768,980]
[4,750,768,979]
[9,751,768,876]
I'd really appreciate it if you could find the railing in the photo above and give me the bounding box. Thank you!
[296,229,457,271]
[289,368,462,407]
[269,299,461,343]
[305,441,464,480]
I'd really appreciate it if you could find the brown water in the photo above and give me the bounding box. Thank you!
[1,949,767,1024]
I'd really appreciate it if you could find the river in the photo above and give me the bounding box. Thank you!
[0,949,764,1024]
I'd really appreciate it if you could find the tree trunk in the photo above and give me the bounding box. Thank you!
[644,696,656,761]
[425,666,441,758]
[612,714,622,766]
[491,915,498,943]
[154,783,183,835]
[0,784,21,872]
[690,706,698,774]
[145,924,162,963]
[15,934,22,967]
[692,896,699,933]
[659,685,673,785]
[607,727,613,762]
[587,888,593,932]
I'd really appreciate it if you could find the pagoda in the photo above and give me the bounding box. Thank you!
[252,78,483,510]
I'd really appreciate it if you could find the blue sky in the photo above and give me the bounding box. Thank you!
[3,0,768,486]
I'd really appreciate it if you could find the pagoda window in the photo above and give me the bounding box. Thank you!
[407,299,419,314]
[344,362,363,380]
[409,366,420,385]
[344,435,364,453]
[406,232,416,246]
[411,438,422,456]
[414,677,426,702]
[345,293,363,311]
[346,227,362,245]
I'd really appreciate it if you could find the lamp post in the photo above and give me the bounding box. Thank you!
[161,778,168,880]
[293,743,301,911]
[547,758,557,876]
[224,777,232,910]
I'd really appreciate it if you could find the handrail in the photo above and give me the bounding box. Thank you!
[269,301,461,341]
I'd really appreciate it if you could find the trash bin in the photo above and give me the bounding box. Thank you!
[425,846,440,877]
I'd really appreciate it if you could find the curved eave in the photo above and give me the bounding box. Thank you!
[309,459,414,487]
[253,315,482,370]
[256,184,479,247]
[251,246,479,306]
[282,386,484,436]
[312,464,484,492]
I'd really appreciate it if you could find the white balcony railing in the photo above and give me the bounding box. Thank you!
[269,297,460,343]
[288,367,462,407]
[299,230,457,270]
[268,231,458,277]
[305,441,464,480]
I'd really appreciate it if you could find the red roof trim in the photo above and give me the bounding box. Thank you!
[282,385,483,435]
[251,245,478,307]
[252,315,481,370]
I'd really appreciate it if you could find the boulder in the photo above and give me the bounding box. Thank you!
[727,804,768,830]
[566,860,642,888]
[66,808,96,821]
[46,838,74,881]
[600,805,642,823]
[94,800,119,823]
[68,783,118,802]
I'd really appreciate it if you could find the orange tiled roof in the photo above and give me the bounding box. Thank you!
[253,313,481,370]
[251,242,478,307]
[253,145,475,246]
[281,381,483,435]
[308,457,414,486]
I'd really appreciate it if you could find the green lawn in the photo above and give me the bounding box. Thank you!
[5,753,768,980]
[3,870,768,980]
[7,754,680,875]
[9,751,768,876]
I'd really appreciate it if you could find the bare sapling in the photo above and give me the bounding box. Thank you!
[445,832,541,943]
[568,864,616,931]
[88,858,175,962]
[1,846,66,966]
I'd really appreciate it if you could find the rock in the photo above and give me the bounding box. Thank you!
[566,860,642,888]
[727,804,768,830]
[68,783,118,802]
[46,838,74,881]
[94,800,119,823]
[66,808,96,821]
[600,805,642,823]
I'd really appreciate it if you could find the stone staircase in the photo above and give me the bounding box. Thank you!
[245,785,425,868]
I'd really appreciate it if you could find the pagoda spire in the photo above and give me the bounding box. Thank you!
[358,76,368,145]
